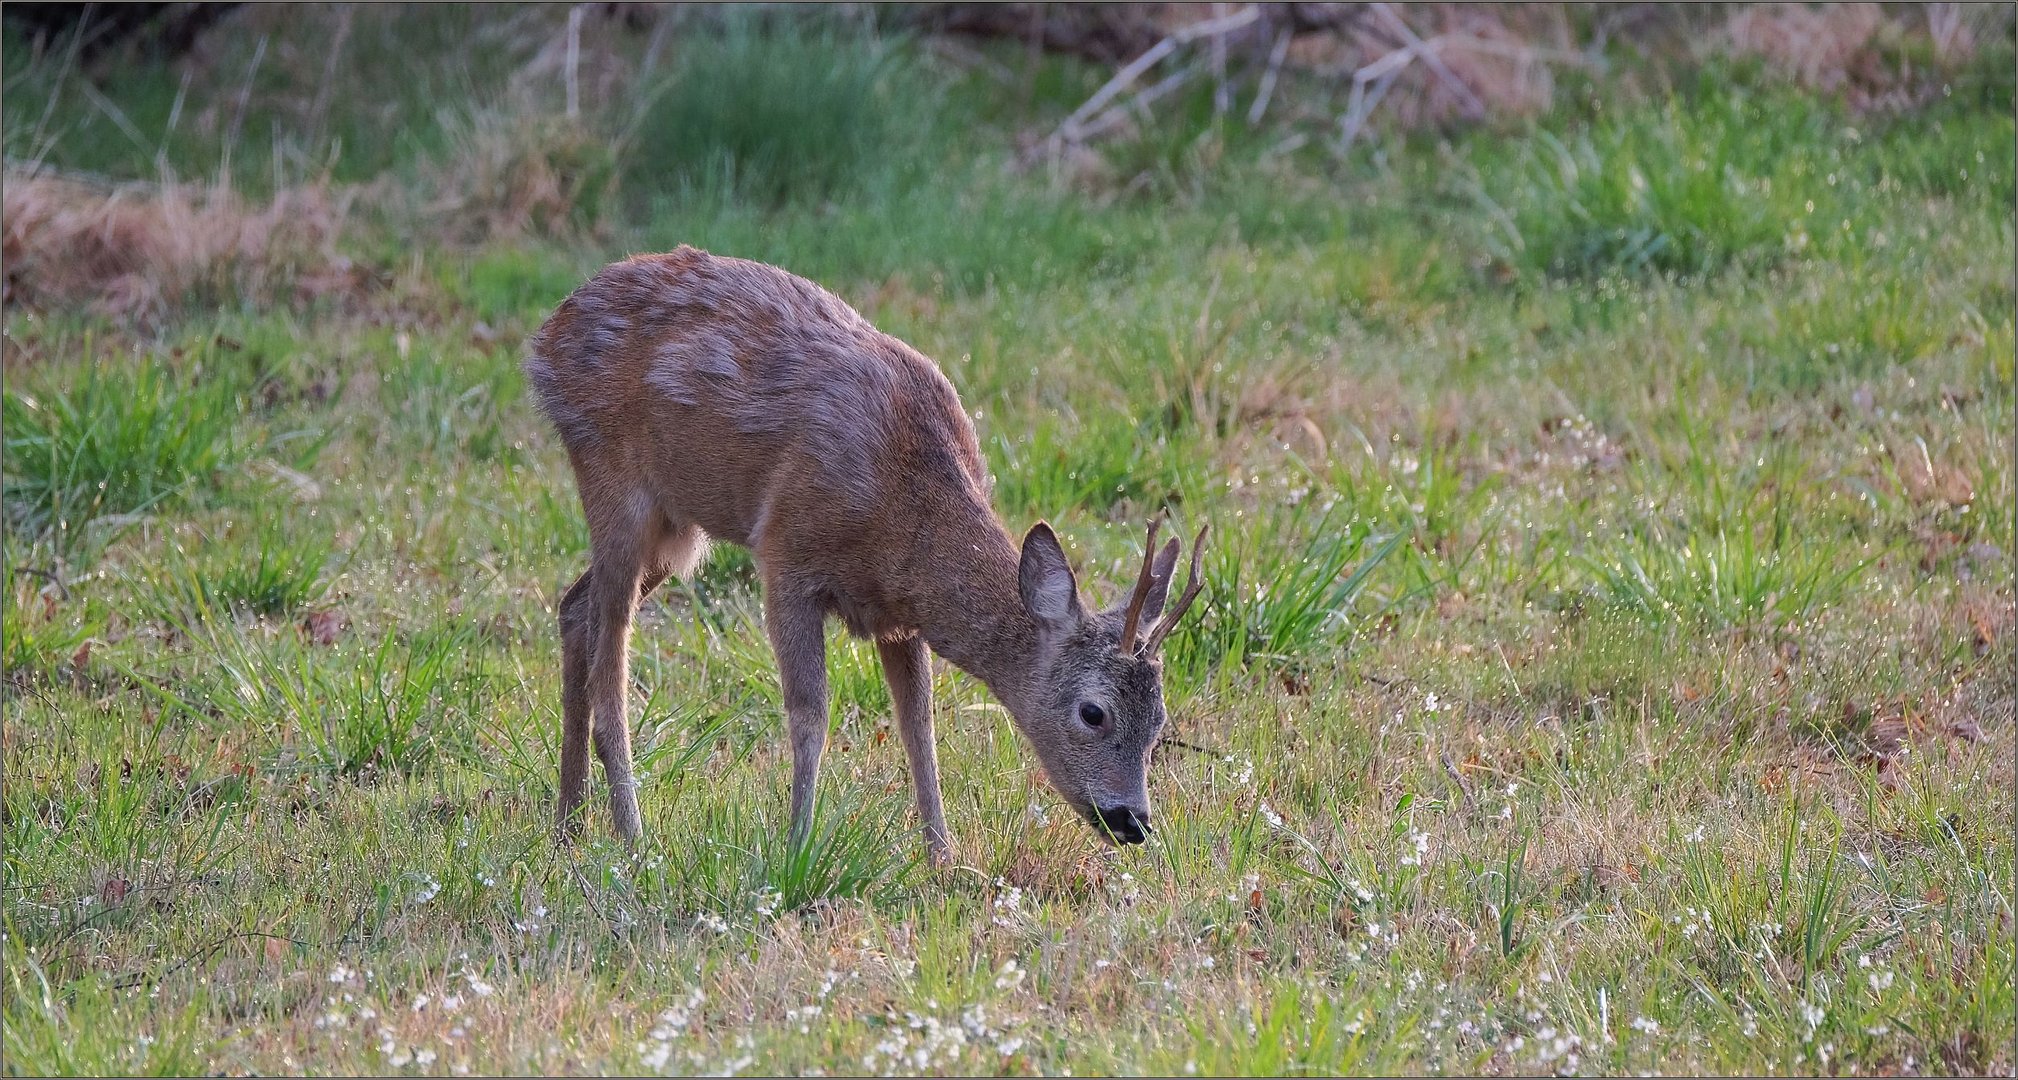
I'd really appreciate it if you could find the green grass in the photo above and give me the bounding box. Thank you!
[1,360,245,558]
[622,18,926,209]
[2,7,2012,1076]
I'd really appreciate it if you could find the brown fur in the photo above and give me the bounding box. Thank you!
[527,246,1204,861]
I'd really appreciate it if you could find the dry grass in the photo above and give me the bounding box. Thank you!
[1,169,356,322]
[1723,3,1889,92]
[417,110,620,244]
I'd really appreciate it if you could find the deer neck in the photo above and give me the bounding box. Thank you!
[910,504,1043,715]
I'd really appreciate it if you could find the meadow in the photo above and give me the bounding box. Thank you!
[2,6,2013,1074]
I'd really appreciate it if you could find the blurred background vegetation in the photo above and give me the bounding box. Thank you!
[3,2,2011,324]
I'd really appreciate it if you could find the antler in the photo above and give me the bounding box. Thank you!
[1142,523,1208,656]
[1116,517,1163,655]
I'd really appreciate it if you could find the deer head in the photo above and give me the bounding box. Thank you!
[1011,518,1207,845]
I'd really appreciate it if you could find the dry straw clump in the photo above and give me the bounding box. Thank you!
[419,110,620,244]
[1720,1,2000,109]
[2,169,355,322]
[1722,2,1889,91]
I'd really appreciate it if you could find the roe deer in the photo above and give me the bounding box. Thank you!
[526,246,1206,863]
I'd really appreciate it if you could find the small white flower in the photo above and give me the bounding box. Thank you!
[1400,830,1431,866]
[1630,1016,1659,1035]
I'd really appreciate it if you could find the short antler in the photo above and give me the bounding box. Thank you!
[1117,517,1163,655]
[1142,523,1208,656]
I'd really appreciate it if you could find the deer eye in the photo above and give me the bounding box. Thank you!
[1077,701,1106,728]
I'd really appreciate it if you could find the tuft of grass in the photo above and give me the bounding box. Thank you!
[1171,982,1405,1076]
[305,625,482,779]
[746,796,920,912]
[624,19,925,209]
[1467,80,1842,279]
[1173,503,1402,676]
[1,565,98,689]
[1583,481,1875,632]
[133,521,336,622]
[2,361,243,558]
[2,948,207,1076]
[987,411,1167,521]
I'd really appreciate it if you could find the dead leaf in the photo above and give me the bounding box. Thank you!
[302,610,346,646]
[1947,719,1988,744]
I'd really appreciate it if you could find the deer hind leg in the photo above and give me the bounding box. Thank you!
[555,518,703,843]
[556,570,596,839]
[565,489,663,843]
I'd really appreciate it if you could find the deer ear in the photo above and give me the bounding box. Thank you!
[1134,536,1182,628]
[1018,522,1083,633]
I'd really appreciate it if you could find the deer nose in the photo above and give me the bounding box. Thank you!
[1096,805,1152,845]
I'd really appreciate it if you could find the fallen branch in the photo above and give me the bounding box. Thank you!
[1053,4,1261,146]
[1337,40,1419,150]
[1369,2,1486,118]
[1246,26,1293,126]
[1075,59,1205,143]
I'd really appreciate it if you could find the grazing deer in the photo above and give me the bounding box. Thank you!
[526,246,1206,863]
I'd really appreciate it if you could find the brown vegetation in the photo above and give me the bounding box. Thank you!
[1,169,354,321]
